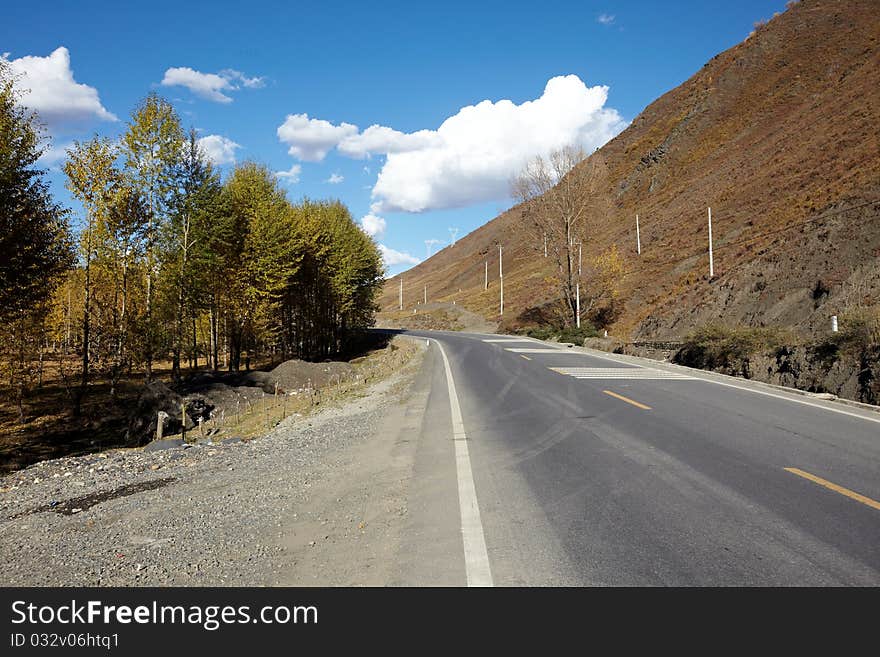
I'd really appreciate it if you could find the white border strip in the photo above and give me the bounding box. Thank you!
[577,347,880,425]
[433,339,494,587]
[703,377,880,426]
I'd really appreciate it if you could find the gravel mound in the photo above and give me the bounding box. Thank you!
[265,360,353,393]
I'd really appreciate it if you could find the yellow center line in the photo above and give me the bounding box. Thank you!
[602,389,652,410]
[520,354,531,361]
[784,467,880,511]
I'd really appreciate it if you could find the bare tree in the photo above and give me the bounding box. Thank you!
[511,145,591,327]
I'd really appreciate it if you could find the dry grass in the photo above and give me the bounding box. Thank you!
[375,0,880,341]
[159,336,422,443]
[0,340,417,473]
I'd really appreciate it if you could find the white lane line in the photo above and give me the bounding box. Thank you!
[481,338,534,343]
[504,348,578,353]
[570,374,696,379]
[579,349,880,426]
[433,340,494,587]
[703,378,880,426]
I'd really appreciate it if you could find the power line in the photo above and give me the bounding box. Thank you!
[624,199,880,277]
[385,199,880,305]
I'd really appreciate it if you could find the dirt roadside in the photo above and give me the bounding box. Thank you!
[0,336,430,586]
[376,301,497,334]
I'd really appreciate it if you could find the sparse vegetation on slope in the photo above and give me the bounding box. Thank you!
[379,0,880,346]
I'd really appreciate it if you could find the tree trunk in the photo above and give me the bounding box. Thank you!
[564,219,577,326]
[65,286,71,355]
[229,321,241,372]
[116,255,129,396]
[37,333,45,389]
[209,301,218,370]
[172,216,189,384]
[145,193,155,383]
[191,316,197,370]
[75,222,93,417]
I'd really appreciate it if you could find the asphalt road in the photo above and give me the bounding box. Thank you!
[393,329,880,586]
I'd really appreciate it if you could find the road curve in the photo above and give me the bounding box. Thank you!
[395,329,880,586]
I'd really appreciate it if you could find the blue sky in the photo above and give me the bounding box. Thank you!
[2,0,790,275]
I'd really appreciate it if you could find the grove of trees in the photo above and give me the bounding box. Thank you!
[0,59,74,419]
[1,61,385,423]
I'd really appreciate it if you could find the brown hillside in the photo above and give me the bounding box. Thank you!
[378,0,880,340]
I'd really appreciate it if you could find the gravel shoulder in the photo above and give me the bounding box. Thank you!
[0,338,428,586]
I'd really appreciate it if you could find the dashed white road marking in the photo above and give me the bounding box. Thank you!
[481,338,534,343]
[703,378,880,425]
[504,348,578,354]
[578,348,880,425]
[551,367,696,380]
[432,339,494,587]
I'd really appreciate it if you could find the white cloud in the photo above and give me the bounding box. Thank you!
[37,141,70,164]
[597,13,615,25]
[162,67,233,103]
[368,75,627,212]
[274,164,302,184]
[338,125,442,159]
[276,75,625,213]
[161,66,264,103]
[359,214,386,238]
[197,134,241,165]
[219,68,266,89]
[326,172,344,184]
[6,47,117,128]
[276,113,358,162]
[378,244,420,268]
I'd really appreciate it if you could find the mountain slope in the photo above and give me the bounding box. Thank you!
[379,0,880,340]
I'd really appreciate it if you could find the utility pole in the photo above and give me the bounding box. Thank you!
[424,284,427,305]
[708,206,714,278]
[543,233,547,258]
[499,244,504,317]
[399,277,403,311]
[575,240,582,328]
[636,214,641,255]
[484,260,488,290]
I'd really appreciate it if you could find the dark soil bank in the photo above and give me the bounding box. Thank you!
[674,344,879,405]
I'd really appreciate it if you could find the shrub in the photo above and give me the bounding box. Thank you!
[517,323,598,344]
[820,306,880,355]
[676,324,793,371]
